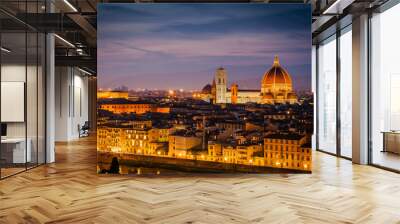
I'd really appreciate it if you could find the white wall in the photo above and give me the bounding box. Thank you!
[1,65,26,138]
[55,67,89,141]
[1,65,41,138]
[1,63,46,164]
[72,71,89,138]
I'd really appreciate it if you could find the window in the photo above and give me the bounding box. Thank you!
[339,27,352,158]
[317,35,337,154]
[370,4,400,171]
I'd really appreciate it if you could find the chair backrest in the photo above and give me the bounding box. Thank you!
[82,121,90,129]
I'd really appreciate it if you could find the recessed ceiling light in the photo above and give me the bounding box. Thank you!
[322,0,354,15]
[54,34,75,48]
[63,0,78,12]
[1,47,11,53]
[78,67,93,76]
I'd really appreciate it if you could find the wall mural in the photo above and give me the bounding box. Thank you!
[97,3,313,175]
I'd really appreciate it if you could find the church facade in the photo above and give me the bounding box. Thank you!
[198,56,298,105]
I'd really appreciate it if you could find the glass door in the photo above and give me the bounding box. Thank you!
[0,1,47,179]
[1,29,28,178]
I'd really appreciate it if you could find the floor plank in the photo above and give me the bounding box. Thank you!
[0,135,399,224]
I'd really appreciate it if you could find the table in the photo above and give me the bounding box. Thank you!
[1,138,31,164]
[382,131,400,154]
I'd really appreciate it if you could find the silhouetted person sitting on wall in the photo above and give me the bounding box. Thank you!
[108,157,120,174]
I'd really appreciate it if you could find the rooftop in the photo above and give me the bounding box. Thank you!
[264,133,305,140]
[98,98,155,105]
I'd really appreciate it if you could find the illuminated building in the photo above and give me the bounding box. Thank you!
[149,142,168,156]
[192,84,213,102]
[149,128,169,143]
[129,120,152,129]
[208,142,223,162]
[97,126,127,153]
[242,145,263,165]
[264,134,312,171]
[156,107,171,113]
[208,142,262,165]
[264,112,295,120]
[97,123,169,155]
[261,56,298,104]
[211,79,216,104]
[222,145,236,163]
[99,99,170,114]
[215,67,228,104]
[244,121,264,132]
[97,90,129,99]
[230,83,238,104]
[215,120,245,138]
[126,126,169,155]
[205,56,298,104]
[253,155,265,166]
[207,67,260,104]
[168,134,202,157]
[99,100,154,114]
[222,144,262,165]
[125,129,148,154]
[98,125,311,171]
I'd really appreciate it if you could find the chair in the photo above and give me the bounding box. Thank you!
[79,121,90,138]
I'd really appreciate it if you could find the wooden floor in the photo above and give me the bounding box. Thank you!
[1,136,400,224]
[0,167,26,178]
[372,150,400,171]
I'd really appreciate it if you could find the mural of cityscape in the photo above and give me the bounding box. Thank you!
[97,4,313,174]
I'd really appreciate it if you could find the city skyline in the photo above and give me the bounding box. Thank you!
[98,4,311,91]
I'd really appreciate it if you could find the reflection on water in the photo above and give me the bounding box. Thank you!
[98,163,184,175]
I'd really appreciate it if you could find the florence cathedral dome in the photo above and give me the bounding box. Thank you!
[261,56,297,104]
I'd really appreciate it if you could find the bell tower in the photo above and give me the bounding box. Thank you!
[215,67,227,104]
[231,83,238,104]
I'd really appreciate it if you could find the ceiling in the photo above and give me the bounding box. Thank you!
[0,0,389,75]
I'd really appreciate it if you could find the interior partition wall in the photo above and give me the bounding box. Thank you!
[0,1,46,179]
[316,24,353,159]
[370,2,400,171]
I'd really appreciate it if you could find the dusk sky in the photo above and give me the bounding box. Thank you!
[98,4,311,92]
